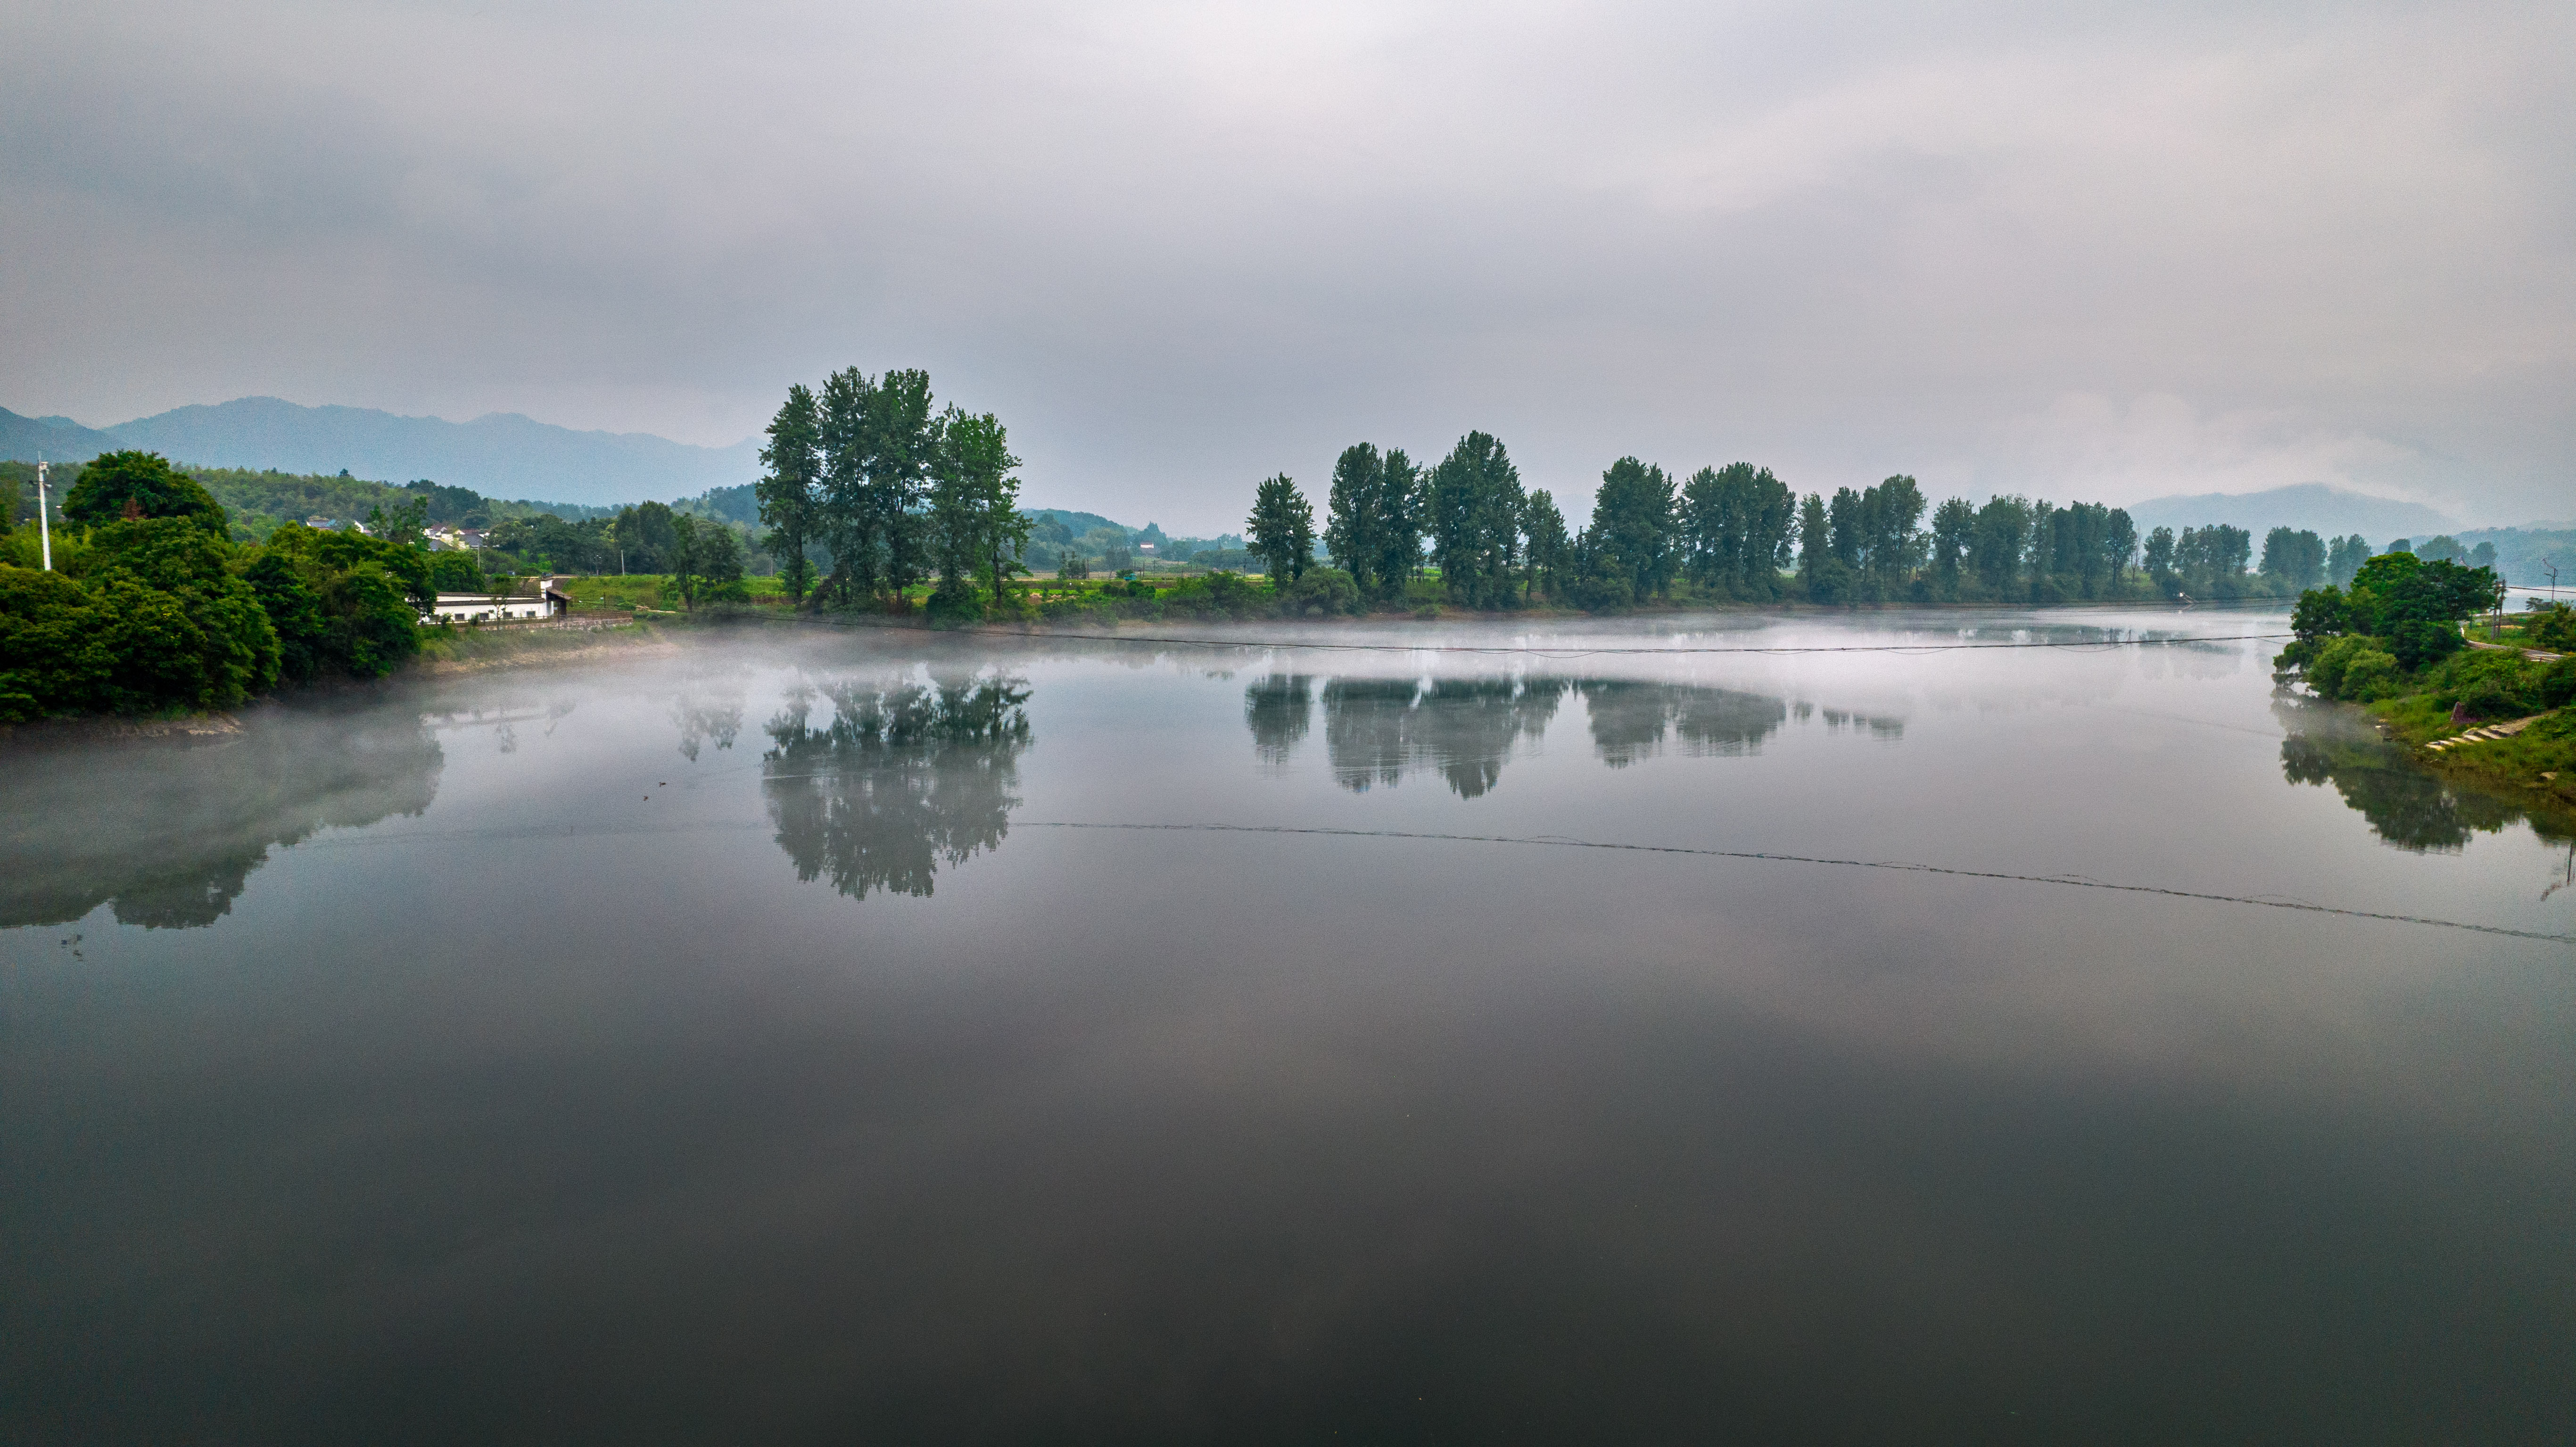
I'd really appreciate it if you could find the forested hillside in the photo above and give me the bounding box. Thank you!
[4,460,611,540]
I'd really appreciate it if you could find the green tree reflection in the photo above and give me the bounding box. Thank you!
[1578,681,1794,767]
[2278,702,2569,852]
[762,673,1032,899]
[0,707,443,929]
[1314,677,1570,798]
[1245,674,1313,770]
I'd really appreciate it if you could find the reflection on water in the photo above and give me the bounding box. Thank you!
[671,680,746,762]
[2278,699,2572,853]
[10,618,2576,1444]
[1259,674,1866,795]
[1311,677,1571,798]
[0,707,442,929]
[1245,674,1312,770]
[1580,680,1796,766]
[762,671,1032,899]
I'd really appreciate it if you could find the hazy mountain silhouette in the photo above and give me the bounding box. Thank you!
[0,407,123,466]
[3,396,759,505]
[2125,484,2455,543]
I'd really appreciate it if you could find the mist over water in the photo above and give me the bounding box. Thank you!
[6,611,2573,1443]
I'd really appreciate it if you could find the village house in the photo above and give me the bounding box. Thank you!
[419,577,571,624]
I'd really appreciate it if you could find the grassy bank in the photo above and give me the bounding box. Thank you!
[411,617,675,674]
[2367,685,2576,808]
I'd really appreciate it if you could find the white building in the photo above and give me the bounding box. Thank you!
[420,581,570,624]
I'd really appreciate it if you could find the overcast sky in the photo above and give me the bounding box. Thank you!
[6,0,2569,531]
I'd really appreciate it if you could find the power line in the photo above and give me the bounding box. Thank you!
[953,627,2293,658]
[1016,821,2576,945]
[293,812,2565,942]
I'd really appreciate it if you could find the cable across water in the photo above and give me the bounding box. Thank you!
[1014,821,2576,945]
[953,626,2294,658]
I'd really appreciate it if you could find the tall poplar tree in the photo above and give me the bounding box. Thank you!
[864,369,941,602]
[929,408,1029,612]
[1325,443,1385,593]
[1797,493,1832,598]
[1928,496,1975,599]
[1862,475,1926,599]
[1375,448,1425,591]
[817,368,877,603]
[1522,489,1569,600]
[1248,474,1316,584]
[756,384,822,604]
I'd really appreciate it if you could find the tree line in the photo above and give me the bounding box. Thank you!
[1242,433,2336,610]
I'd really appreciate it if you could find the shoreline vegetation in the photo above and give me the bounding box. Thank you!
[2271,551,2576,806]
[0,366,2531,761]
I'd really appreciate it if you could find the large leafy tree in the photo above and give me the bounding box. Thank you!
[1973,497,2032,597]
[1324,444,1386,594]
[756,385,822,603]
[1858,475,1926,599]
[611,500,680,574]
[1928,496,1975,598]
[1247,474,1316,585]
[1588,458,1677,602]
[64,452,229,535]
[1796,493,1833,600]
[2104,509,2138,587]
[817,368,877,603]
[1373,449,1425,591]
[1679,462,1794,601]
[929,408,1029,613]
[1428,432,1524,608]
[1522,489,1569,600]
[865,369,941,603]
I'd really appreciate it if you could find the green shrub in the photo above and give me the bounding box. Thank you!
[1277,567,1360,617]
[2453,674,2527,720]
[2389,617,2463,671]
[2339,647,2402,701]
[2306,635,2369,698]
[2540,657,2576,710]
[2526,602,2576,652]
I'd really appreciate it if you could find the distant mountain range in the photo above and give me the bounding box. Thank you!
[0,397,760,506]
[2122,484,2456,544]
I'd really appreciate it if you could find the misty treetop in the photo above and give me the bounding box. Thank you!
[1240,432,2305,612]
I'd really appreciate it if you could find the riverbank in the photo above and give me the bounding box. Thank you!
[412,617,680,675]
[2370,691,2576,808]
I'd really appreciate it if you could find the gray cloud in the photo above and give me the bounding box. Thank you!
[4,0,2568,529]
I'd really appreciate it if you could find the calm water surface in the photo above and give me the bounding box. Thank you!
[6,608,2573,1444]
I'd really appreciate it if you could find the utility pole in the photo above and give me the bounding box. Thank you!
[34,457,51,572]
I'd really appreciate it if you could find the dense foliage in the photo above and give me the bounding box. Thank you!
[2276,549,2517,704]
[0,452,511,721]
[754,367,1030,617]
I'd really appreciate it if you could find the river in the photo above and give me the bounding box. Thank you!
[5,608,2572,1443]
